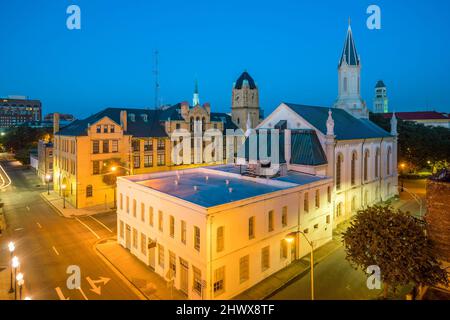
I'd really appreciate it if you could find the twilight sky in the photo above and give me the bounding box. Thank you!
[0,0,449,118]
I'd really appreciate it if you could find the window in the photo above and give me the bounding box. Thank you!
[375,148,380,178]
[336,202,342,217]
[126,196,129,213]
[119,221,124,239]
[268,210,274,232]
[216,226,224,252]
[103,140,109,153]
[157,153,165,166]
[103,125,108,133]
[132,228,138,249]
[158,244,164,268]
[157,139,165,150]
[315,189,320,209]
[327,186,331,203]
[112,140,118,153]
[261,246,270,271]
[281,206,287,227]
[194,226,200,251]
[213,266,225,296]
[129,113,135,122]
[351,196,356,212]
[304,192,309,213]
[144,139,153,151]
[92,140,100,154]
[158,211,163,232]
[110,125,115,133]
[141,233,146,255]
[96,125,101,133]
[351,151,357,185]
[170,215,175,238]
[133,156,140,169]
[141,203,145,222]
[169,251,176,277]
[387,147,392,176]
[280,240,288,260]
[132,140,140,152]
[132,199,136,217]
[193,266,202,296]
[93,161,100,175]
[181,220,186,244]
[144,155,153,167]
[326,215,331,224]
[86,185,93,197]
[120,193,123,210]
[239,255,249,283]
[248,217,255,239]
[149,206,154,226]
[336,154,343,190]
[364,150,369,181]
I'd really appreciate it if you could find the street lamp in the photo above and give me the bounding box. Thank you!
[8,242,15,293]
[110,166,130,209]
[12,256,19,300]
[285,231,315,300]
[24,297,31,300]
[61,184,66,209]
[16,272,24,300]
[46,174,51,195]
[400,163,406,192]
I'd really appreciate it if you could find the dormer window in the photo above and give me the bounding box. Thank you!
[129,113,135,122]
[96,125,101,133]
[141,114,148,122]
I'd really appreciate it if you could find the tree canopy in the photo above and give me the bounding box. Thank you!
[342,205,448,298]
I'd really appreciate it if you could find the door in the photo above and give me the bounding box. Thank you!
[148,237,156,270]
[125,224,131,250]
[179,258,189,295]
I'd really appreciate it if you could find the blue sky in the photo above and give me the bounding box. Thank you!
[0,0,449,118]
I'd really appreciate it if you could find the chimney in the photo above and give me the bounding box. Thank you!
[181,101,189,120]
[203,102,211,114]
[120,110,128,132]
[53,113,60,135]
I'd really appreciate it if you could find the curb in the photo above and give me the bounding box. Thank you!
[93,237,149,301]
[39,192,65,218]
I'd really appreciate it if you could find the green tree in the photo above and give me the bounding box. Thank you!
[342,205,448,299]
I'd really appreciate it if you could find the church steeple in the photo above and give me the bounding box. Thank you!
[339,21,360,67]
[193,79,200,106]
[231,71,260,131]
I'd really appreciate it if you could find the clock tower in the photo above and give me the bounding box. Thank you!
[231,71,260,131]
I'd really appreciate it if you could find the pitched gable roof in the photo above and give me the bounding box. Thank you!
[290,129,327,166]
[284,103,392,140]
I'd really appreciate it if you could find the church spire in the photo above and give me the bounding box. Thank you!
[339,18,360,67]
[193,79,200,106]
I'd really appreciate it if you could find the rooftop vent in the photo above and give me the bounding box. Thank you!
[194,185,198,191]
[174,180,179,186]
[205,176,209,181]
[228,187,233,193]
[225,179,230,185]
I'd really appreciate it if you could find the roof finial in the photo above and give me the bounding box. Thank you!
[348,17,351,27]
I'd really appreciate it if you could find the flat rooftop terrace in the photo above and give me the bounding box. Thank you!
[124,165,328,208]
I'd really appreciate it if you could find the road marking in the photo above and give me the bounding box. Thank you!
[26,206,30,211]
[52,246,60,256]
[75,217,100,239]
[14,227,24,231]
[55,287,70,300]
[86,276,110,295]
[89,215,113,233]
[0,163,12,190]
[36,222,42,229]
[78,287,89,300]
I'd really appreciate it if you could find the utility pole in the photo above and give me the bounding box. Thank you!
[153,49,160,110]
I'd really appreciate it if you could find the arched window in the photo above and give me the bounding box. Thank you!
[237,118,240,125]
[387,146,392,176]
[336,202,342,218]
[364,150,370,181]
[375,148,380,178]
[351,196,356,212]
[190,117,194,132]
[343,77,348,93]
[86,185,93,197]
[351,151,357,186]
[336,154,343,190]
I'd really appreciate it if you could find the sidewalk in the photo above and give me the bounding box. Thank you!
[40,191,115,218]
[95,238,185,300]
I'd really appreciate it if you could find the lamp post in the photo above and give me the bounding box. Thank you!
[110,166,130,209]
[285,231,314,300]
[61,184,66,209]
[46,174,51,195]
[16,273,24,300]
[8,242,15,293]
[400,163,406,192]
[12,256,19,300]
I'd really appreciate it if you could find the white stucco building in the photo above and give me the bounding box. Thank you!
[117,166,333,300]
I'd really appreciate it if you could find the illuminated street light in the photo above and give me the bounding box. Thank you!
[24,297,31,300]
[61,184,67,209]
[8,242,15,293]
[46,174,51,195]
[12,256,19,300]
[16,273,24,300]
[110,165,131,209]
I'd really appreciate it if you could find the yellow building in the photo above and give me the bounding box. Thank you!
[53,102,239,209]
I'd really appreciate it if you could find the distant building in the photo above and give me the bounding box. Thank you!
[382,111,450,128]
[0,96,42,128]
[116,165,333,299]
[44,113,75,122]
[37,140,53,184]
[231,71,262,131]
[373,80,389,113]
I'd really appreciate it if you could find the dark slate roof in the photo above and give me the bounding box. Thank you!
[375,80,386,88]
[339,26,360,67]
[242,130,286,164]
[56,108,168,137]
[234,71,257,89]
[210,112,239,131]
[285,103,392,140]
[290,130,327,166]
[382,111,449,121]
[158,104,185,121]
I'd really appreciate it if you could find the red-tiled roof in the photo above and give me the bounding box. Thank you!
[382,111,449,120]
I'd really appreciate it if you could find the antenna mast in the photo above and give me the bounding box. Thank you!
[153,49,160,109]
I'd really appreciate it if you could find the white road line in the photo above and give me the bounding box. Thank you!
[52,246,60,256]
[36,222,42,229]
[55,287,70,300]
[78,287,89,300]
[89,215,113,233]
[75,217,100,239]
[0,163,12,190]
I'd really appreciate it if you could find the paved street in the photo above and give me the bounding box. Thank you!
[0,157,139,300]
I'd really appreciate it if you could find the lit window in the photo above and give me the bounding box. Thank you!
[194,226,200,251]
[141,233,146,255]
[304,192,309,213]
[158,211,163,232]
[170,215,175,238]
[315,189,320,209]
[213,266,225,297]
[261,246,270,271]
[281,206,287,227]
[268,210,274,232]
[239,255,249,283]
[181,220,186,244]
[216,226,224,252]
[248,216,255,239]
[86,185,93,197]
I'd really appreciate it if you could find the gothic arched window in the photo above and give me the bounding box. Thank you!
[364,149,370,181]
[375,148,380,178]
[336,153,343,190]
[343,77,348,93]
[351,151,357,186]
[387,146,392,176]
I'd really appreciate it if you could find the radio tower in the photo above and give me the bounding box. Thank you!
[153,49,160,109]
